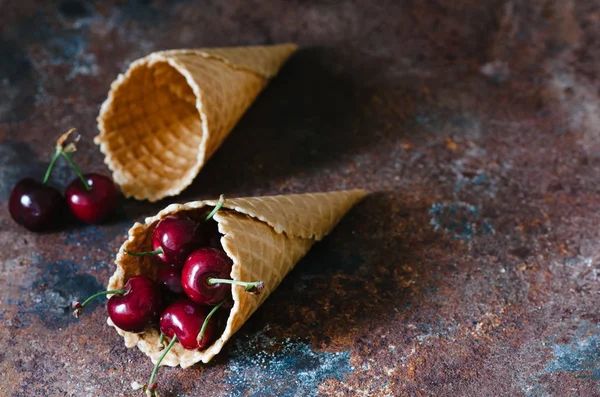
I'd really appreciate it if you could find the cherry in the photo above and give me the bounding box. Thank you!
[9,135,65,231]
[72,275,162,333]
[142,300,220,396]
[126,215,208,269]
[65,173,119,223]
[127,197,225,269]
[44,128,119,224]
[106,276,162,333]
[159,300,219,350]
[151,216,207,267]
[9,178,63,231]
[181,248,264,306]
[156,267,184,296]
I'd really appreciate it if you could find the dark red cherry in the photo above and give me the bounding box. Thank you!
[107,276,162,333]
[143,300,220,395]
[151,216,207,268]
[160,300,218,350]
[157,268,184,296]
[9,178,63,231]
[181,248,264,306]
[65,173,119,223]
[126,201,225,270]
[72,275,162,333]
[181,248,232,305]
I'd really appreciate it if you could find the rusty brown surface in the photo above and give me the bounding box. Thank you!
[2,0,600,396]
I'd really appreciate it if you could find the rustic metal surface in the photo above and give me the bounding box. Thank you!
[1,0,600,396]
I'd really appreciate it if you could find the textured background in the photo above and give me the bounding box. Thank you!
[1,0,600,396]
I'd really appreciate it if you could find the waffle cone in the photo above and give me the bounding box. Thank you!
[95,44,298,202]
[107,189,366,367]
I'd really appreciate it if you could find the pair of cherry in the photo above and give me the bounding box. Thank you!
[73,210,263,396]
[9,129,119,231]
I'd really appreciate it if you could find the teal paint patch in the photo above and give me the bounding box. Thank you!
[27,260,103,329]
[64,224,106,246]
[543,329,600,380]
[429,202,478,240]
[523,322,600,396]
[454,171,492,193]
[429,202,494,242]
[224,330,353,396]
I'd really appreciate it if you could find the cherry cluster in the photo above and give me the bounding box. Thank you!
[73,204,263,396]
[9,129,119,231]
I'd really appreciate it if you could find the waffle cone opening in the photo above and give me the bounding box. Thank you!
[99,60,204,196]
[96,45,299,201]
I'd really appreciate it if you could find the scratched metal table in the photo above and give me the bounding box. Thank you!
[1,1,600,396]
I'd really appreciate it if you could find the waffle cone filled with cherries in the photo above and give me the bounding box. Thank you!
[105,190,366,369]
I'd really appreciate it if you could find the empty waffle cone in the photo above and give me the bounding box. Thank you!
[95,44,298,202]
[107,189,366,367]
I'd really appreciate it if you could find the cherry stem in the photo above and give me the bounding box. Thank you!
[42,148,62,185]
[146,334,178,396]
[198,301,223,344]
[60,150,91,191]
[73,289,126,317]
[125,247,164,257]
[205,196,225,221]
[158,332,165,347]
[204,195,225,222]
[207,278,265,293]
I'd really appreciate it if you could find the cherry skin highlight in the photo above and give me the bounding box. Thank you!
[65,173,119,223]
[151,215,208,268]
[159,300,218,350]
[9,178,63,231]
[181,248,233,305]
[106,275,162,333]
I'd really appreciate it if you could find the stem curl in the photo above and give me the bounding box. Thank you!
[72,289,126,318]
